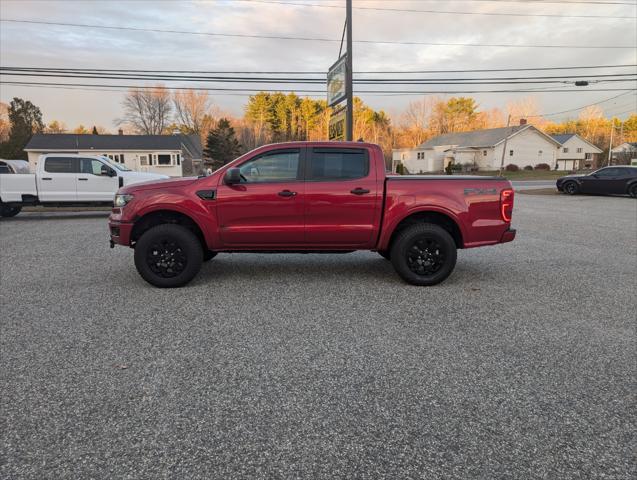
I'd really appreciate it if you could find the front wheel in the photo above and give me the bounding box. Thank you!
[0,205,22,218]
[134,224,203,288]
[628,183,637,198]
[563,181,579,195]
[390,223,457,286]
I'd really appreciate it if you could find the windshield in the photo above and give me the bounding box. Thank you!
[101,157,131,171]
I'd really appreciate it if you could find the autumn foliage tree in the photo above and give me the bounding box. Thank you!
[119,86,172,135]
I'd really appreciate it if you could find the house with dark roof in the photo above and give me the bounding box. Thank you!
[551,133,602,171]
[392,124,561,173]
[611,142,637,166]
[25,133,203,177]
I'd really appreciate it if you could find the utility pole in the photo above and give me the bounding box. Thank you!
[607,123,614,166]
[345,0,353,141]
[498,114,512,176]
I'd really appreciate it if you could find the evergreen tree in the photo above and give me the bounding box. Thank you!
[0,97,44,159]
[204,118,241,169]
[92,125,99,135]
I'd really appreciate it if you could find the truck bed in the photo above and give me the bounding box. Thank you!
[0,174,37,202]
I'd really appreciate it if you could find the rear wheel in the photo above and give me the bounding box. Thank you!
[390,223,457,286]
[628,183,637,198]
[134,224,203,288]
[563,181,579,195]
[0,205,22,218]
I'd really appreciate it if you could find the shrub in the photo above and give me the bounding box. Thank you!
[534,163,551,170]
[451,162,462,172]
[505,164,519,172]
[523,165,533,171]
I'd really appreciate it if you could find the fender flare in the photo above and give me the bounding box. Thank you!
[380,204,467,250]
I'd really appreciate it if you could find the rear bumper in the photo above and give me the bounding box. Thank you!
[500,227,516,243]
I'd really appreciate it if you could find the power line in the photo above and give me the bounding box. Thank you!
[527,91,635,116]
[1,19,633,49]
[2,69,635,84]
[236,0,636,19]
[2,80,634,95]
[2,64,635,75]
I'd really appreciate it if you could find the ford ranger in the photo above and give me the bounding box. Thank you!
[109,142,516,287]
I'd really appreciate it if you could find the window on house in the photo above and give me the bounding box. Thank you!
[509,150,514,156]
[538,150,543,155]
[585,153,592,159]
[176,153,181,166]
[577,147,583,153]
[483,150,487,156]
[139,155,149,166]
[157,154,172,166]
[563,147,569,153]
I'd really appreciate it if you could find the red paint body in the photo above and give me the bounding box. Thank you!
[109,142,515,251]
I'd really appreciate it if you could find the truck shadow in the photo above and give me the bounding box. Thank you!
[190,253,495,288]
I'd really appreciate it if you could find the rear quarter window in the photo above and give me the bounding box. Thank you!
[308,148,369,181]
[44,157,78,173]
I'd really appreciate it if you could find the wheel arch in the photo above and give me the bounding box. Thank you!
[384,208,465,251]
[130,209,208,250]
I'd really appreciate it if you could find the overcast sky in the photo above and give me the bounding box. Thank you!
[0,0,635,130]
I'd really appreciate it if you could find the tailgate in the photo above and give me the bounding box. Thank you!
[0,174,37,202]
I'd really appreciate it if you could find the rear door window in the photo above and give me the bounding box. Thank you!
[308,148,369,181]
[44,157,78,173]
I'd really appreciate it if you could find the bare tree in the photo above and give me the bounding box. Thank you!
[173,90,216,135]
[118,86,172,134]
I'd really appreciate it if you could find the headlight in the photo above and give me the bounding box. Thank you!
[114,194,134,207]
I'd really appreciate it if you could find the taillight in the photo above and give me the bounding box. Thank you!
[500,188,514,222]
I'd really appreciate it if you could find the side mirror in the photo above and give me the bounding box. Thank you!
[224,168,242,185]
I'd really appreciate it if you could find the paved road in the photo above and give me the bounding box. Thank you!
[1,195,635,479]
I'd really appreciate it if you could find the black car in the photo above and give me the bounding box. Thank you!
[556,166,637,197]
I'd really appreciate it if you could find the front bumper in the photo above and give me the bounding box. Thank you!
[500,228,516,243]
[109,214,134,247]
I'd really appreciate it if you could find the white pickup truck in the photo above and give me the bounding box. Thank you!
[0,154,168,217]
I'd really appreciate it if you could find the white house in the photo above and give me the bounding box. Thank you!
[392,124,561,173]
[24,133,203,177]
[611,142,637,165]
[551,134,603,171]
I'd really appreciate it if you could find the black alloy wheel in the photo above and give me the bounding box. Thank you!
[406,237,445,276]
[134,224,203,288]
[629,183,637,198]
[390,223,457,286]
[563,181,579,195]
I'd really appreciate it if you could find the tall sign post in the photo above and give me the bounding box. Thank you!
[345,0,353,141]
[327,0,353,141]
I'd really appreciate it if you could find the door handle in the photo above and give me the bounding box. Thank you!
[351,188,370,195]
[278,190,297,197]
[78,178,88,181]
[41,177,52,180]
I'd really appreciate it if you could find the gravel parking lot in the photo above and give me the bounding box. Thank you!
[1,194,635,479]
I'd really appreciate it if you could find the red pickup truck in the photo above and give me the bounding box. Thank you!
[109,142,515,288]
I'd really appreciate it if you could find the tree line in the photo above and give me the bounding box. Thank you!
[1,88,635,168]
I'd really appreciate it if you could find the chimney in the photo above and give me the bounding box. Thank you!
[118,128,124,135]
[519,118,527,126]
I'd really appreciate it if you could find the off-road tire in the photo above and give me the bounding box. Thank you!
[134,224,203,288]
[203,251,218,262]
[390,223,457,286]
[378,250,391,260]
